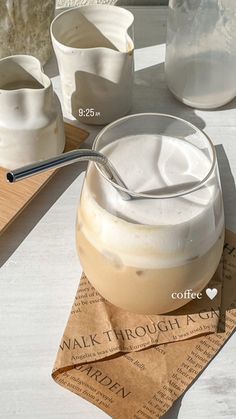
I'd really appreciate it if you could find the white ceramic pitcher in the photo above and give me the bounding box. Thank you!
[0,55,65,169]
[51,5,134,125]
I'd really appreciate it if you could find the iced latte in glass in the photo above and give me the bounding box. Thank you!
[76,114,224,314]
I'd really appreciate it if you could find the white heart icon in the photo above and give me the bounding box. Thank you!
[206,288,218,300]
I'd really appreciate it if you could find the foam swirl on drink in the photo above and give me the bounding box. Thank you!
[79,134,224,269]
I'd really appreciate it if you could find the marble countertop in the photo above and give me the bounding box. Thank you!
[0,6,236,419]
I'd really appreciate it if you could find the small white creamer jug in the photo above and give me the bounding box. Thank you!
[0,55,65,169]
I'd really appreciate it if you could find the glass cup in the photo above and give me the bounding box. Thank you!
[76,113,224,314]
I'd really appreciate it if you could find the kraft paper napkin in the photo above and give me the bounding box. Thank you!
[52,230,236,418]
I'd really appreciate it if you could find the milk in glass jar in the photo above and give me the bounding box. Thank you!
[165,0,236,109]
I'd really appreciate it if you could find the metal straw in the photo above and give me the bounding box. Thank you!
[6,149,131,200]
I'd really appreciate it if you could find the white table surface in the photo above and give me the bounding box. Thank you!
[1,6,236,419]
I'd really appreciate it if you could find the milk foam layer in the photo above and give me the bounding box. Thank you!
[79,134,224,269]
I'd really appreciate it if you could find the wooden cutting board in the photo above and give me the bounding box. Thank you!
[0,122,89,236]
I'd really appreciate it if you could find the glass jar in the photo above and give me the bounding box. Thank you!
[76,113,224,314]
[165,0,236,109]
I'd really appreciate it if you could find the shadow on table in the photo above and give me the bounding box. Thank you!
[205,96,236,112]
[132,62,206,130]
[215,144,236,331]
[116,2,168,48]
[216,144,236,233]
[0,161,87,269]
[161,397,183,419]
[43,53,59,79]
